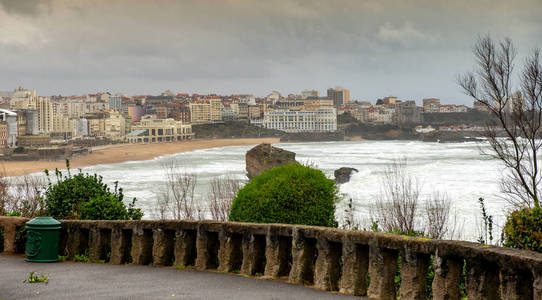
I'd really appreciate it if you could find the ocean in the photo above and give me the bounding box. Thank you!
[25,140,508,241]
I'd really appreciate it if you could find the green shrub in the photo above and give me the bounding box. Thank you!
[503,207,542,252]
[44,161,142,220]
[229,164,338,227]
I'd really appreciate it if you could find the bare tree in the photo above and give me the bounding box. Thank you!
[458,36,542,209]
[375,160,421,234]
[424,191,452,239]
[0,174,45,217]
[157,160,199,220]
[208,176,241,221]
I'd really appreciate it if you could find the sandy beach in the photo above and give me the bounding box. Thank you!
[1,138,280,177]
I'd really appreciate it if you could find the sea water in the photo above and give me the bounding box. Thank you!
[27,140,509,241]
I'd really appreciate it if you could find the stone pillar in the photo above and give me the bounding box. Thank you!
[264,229,290,277]
[218,230,242,272]
[466,260,499,300]
[288,228,316,285]
[533,268,542,300]
[152,229,174,266]
[314,237,341,291]
[400,249,430,300]
[368,246,398,300]
[195,227,219,270]
[500,268,533,299]
[110,228,131,264]
[432,251,462,300]
[174,229,196,267]
[339,240,369,296]
[66,227,88,260]
[2,224,16,253]
[131,227,153,265]
[241,234,266,275]
[89,227,109,262]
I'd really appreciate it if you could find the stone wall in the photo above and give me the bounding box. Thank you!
[2,216,542,299]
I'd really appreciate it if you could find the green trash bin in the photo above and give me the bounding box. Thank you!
[25,217,61,263]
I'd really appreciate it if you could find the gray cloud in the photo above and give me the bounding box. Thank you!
[0,0,541,104]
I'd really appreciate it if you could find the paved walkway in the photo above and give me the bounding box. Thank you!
[0,255,365,300]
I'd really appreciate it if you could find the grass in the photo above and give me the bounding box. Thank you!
[58,255,68,262]
[25,271,49,284]
[73,254,89,262]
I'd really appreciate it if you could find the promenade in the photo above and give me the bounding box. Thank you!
[0,255,362,300]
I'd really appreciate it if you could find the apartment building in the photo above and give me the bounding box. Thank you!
[423,98,441,113]
[127,116,193,143]
[258,108,337,133]
[327,87,350,106]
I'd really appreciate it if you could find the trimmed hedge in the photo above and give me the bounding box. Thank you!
[229,164,338,227]
[503,207,542,253]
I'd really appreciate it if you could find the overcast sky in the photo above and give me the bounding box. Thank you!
[0,0,541,104]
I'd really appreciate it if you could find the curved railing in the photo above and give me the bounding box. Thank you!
[1,216,541,299]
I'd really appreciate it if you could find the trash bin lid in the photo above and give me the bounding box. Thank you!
[26,217,61,229]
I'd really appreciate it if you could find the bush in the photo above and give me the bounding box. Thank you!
[229,164,338,227]
[503,207,542,252]
[44,161,143,220]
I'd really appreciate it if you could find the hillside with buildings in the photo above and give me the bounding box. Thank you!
[0,85,510,159]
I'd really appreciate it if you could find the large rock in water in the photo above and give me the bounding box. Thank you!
[334,167,358,184]
[246,143,297,180]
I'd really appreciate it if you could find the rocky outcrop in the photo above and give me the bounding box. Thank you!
[334,167,358,184]
[245,143,296,180]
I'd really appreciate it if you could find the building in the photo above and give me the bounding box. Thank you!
[10,87,37,110]
[127,116,193,143]
[0,109,18,147]
[423,98,441,113]
[395,101,422,125]
[301,90,319,99]
[327,87,351,106]
[37,96,53,133]
[109,95,122,111]
[189,99,224,124]
[257,108,337,133]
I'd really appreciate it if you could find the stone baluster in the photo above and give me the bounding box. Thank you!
[264,228,290,277]
[241,233,266,275]
[314,237,342,291]
[400,249,430,300]
[110,228,131,264]
[89,226,109,262]
[533,267,542,300]
[218,229,242,272]
[2,224,17,253]
[152,228,174,266]
[66,227,88,259]
[339,238,369,296]
[466,260,499,300]
[432,250,462,300]
[131,226,153,265]
[195,226,219,270]
[500,268,533,299]
[174,229,196,267]
[289,228,316,285]
[368,245,398,300]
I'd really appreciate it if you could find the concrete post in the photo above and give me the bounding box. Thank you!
[110,228,130,264]
[241,234,266,275]
[466,260,499,300]
[432,251,462,300]
[174,229,196,267]
[152,228,174,266]
[368,246,398,300]
[89,227,109,262]
[264,229,290,278]
[131,227,153,265]
[218,230,242,272]
[2,224,16,253]
[400,249,430,300]
[500,268,533,299]
[289,228,316,285]
[339,239,369,296]
[314,237,341,291]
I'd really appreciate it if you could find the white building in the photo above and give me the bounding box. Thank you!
[257,108,337,133]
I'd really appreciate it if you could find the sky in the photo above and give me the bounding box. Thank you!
[0,0,541,104]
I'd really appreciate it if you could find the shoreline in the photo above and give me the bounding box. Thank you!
[1,137,280,177]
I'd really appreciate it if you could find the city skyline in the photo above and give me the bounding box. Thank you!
[0,0,541,104]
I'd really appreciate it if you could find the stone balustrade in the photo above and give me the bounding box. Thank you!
[2,216,542,299]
